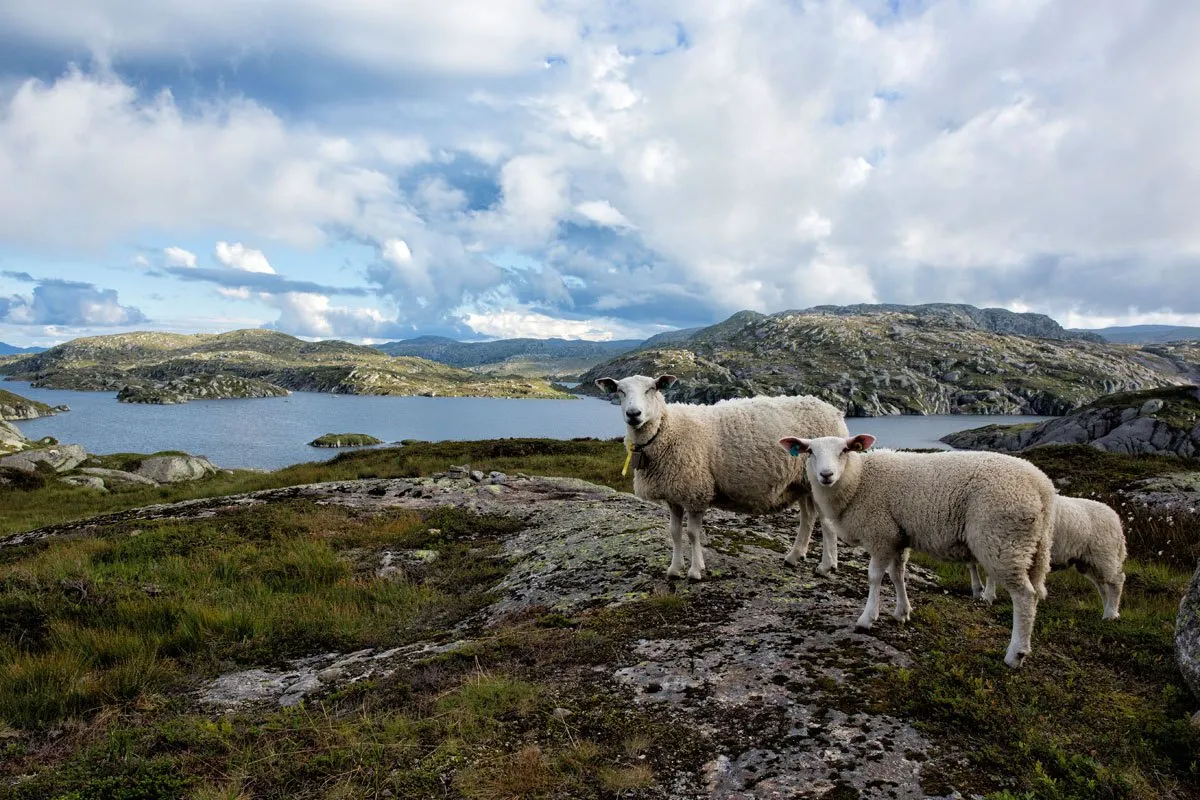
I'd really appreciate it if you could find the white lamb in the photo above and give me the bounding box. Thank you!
[968,495,1127,619]
[595,374,848,580]
[778,434,1055,668]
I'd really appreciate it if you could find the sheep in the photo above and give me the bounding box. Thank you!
[595,374,848,580]
[967,495,1127,619]
[778,434,1055,668]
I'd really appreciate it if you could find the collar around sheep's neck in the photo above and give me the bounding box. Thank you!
[631,411,667,452]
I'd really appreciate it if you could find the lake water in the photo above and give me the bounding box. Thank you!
[6,381,1052,471]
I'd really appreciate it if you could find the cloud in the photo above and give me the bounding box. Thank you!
[462,307,665,340]
[1,271,35,282]
[163,246,196,268]
[214,241,274,274]
[160,266,369,297]
[575,200,633,229]
[4,1,1200,338]
[0,1,576,79]
[262,292,406,339]
[1,278,147,326]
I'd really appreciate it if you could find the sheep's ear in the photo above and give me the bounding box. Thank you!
[846,434,876,452]
[779,437,811,457]
[595,378,619,394]
[655,374,678,391]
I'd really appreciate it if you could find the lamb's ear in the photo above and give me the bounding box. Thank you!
[779,437,811,457]
[655,374,678,391]
[846,434,876,452]
[595,378,619,394]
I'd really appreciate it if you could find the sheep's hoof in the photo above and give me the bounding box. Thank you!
[893,610,910,624]
[784,552,805,567]
[666,564,684,579]
[980,592,996,605]
[687,569,704,581]
[1003,650,1028,669]
[1103,612,1120,621]
[815,563,836,577]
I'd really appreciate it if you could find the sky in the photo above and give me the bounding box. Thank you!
[1,0,1199,348]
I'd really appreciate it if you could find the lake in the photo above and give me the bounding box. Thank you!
[6,381,1052,471]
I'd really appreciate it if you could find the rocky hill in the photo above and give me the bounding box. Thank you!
[941,385,1200,457]
[0,329,572,399]
[376,335,640,366]
[0,388,65,419]
[1077,324,1200,344]
[581,308,1194,415]
[116,374,290,404]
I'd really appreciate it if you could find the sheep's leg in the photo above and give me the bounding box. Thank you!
[685,507,707,581]
[981,571,998,604]
[666,503,685,578]
[784,494,816,566]
[815,520,839,577]
[1004,578,1038,669]
[968,563,984,599]
[889,550,911,623]
[1102,576,1125,620]
[855,554,889,632]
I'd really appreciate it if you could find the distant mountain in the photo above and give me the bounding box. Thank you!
[374,336,643,377]
[0,343,46,355]
[1073,325,1200,344]
[0,329,572,400]
[580,305,1193,416]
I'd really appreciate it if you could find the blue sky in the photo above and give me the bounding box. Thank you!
[1,0,1198,347]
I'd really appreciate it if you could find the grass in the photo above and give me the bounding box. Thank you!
[0,503,517,730]
[0,438,630,539]
[869,555,1199,799]
[1,587,701,799]
[307,433,384,448]
[1,438,1199,797]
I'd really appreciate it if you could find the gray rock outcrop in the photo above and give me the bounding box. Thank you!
[0,443,87,473]
[1178,561,1200,702]
[135,454,219,483]
[943,385,1200,457]
[80,467,160,487]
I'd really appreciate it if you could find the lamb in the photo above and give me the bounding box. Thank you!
[595,374,848,580]
[968,495,1127,619]
[778,434,1055,668]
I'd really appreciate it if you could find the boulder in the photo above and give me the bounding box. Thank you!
[135,454,219,483]
[1178,561,1200,702]
[80,467,160,487]
[0,420,28,454]
[0,443,87,473]
[60,475,108,492]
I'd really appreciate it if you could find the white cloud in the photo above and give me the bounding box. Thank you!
[163,246,196,268]
[575,200,633,229]
[215,242,275,274]
[463,307,662,341]
[215,287,252,300]
[266,292,397,339]
[0,0,577,77]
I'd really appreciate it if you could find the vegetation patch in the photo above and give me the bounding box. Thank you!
[0,502,514,731]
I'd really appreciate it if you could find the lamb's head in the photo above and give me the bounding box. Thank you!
[778,434,876,487]
[594,374,677,429]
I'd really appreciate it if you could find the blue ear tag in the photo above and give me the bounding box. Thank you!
[788,443,802,457]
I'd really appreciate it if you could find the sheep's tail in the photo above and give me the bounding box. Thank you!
[1029,492,1054,601]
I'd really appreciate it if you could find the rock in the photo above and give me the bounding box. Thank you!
[309,433,383,448]
[0,420,29,454]
[59,475,107,491]
[0,443,87,473]
[79,467,160,487]
[0,388,59,420]
[469,470,485,482]
[448,465,469,476]
[943,385,1200,457]
[135,454,219,483]
[1177,561,1200,702]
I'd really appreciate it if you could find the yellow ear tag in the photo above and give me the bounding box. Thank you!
[621,443,633,477]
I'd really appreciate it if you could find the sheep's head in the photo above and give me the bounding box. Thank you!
[778,434,876,487]
[594,374,677,429]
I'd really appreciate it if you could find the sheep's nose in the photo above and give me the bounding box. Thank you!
[819,470,834,481]
[625,411,641,422]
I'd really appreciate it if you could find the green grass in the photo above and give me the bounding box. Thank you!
[0,438,630,539]
[0,503,517,730]
[1,591,701,799]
